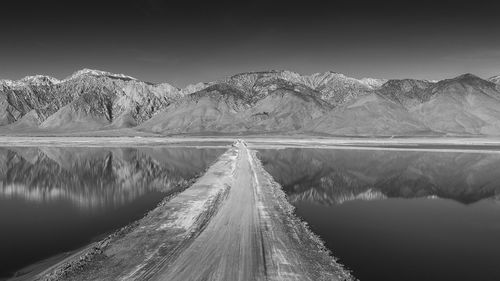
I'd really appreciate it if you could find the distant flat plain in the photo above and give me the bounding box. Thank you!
[1,135,500,152]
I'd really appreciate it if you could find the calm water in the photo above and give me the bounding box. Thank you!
[258,148,500,281]
[0,146,225,279]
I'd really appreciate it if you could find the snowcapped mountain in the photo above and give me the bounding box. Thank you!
[1,68,500,136]
[65,68,138,81]
[0,69,182,130]
[20,75,61,86]
[297,71,386,105]
[1,75,60,88]
[359,77,387,88]
[181,70,386,105]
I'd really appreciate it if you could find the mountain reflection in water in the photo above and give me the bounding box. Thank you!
[257,147,500,281]
[0,146,226,210]
[258,148,500,205]
[0,146,225,279]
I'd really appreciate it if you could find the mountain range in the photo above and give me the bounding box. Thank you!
[1,68,500,136]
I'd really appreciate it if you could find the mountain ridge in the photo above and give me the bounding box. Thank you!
[1,68,500,136]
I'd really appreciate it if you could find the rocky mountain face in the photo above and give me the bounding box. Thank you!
[489,75,500,84]
[138,74,333,134]
[182,70,386,105]
[1,68,500,136]
[377,79,435,108]
[490,75,500,91]
[0,76,58,126]
[296,71,386,105]
[139,84,251,134]
[307,74,500,136]
[306,93,430,136]
[0,69,182,131]
[139,70,386,135]
[409,74,500,135]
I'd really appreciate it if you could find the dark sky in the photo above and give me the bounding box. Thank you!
[1,0,500,87]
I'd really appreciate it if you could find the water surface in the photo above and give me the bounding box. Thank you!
[258,148,500,281]
[0,146,225,279]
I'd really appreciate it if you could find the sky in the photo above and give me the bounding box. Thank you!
[1,0,500,87]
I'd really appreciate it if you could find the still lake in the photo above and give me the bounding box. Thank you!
[1,145,500,281]
[258,147,500,281]
[0,145,225,279]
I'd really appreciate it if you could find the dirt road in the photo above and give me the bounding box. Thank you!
[149,141,265,281]
[33,140,352,281]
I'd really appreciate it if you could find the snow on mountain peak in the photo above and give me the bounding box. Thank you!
[1,69,139,88]
[0,79,22,87]
[21,75,61,85]
[0,75,60,87]
[300,71,384,90]
[66,69,138,81]
[359,77,388,89]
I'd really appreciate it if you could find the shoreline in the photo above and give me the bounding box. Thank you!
[25,141,354,281]
[0,135,500,147]
[9,174,201,281]
[246,146,354,280]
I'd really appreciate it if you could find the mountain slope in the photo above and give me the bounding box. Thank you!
[242,87,332,132]
[0,79,58,126]
[0,69,182,131]
[40,90,114,131]
[0,69,386,134]
[2,69,500,136]
[139,77,332,134]
[297,71,386,105]
[377,79,435,108]
[307,93,428,136]
[4,110,42,130]
[138,84,249,134]
[410,74,500,135]
[183,70,385,106]
[490,75,500,92]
